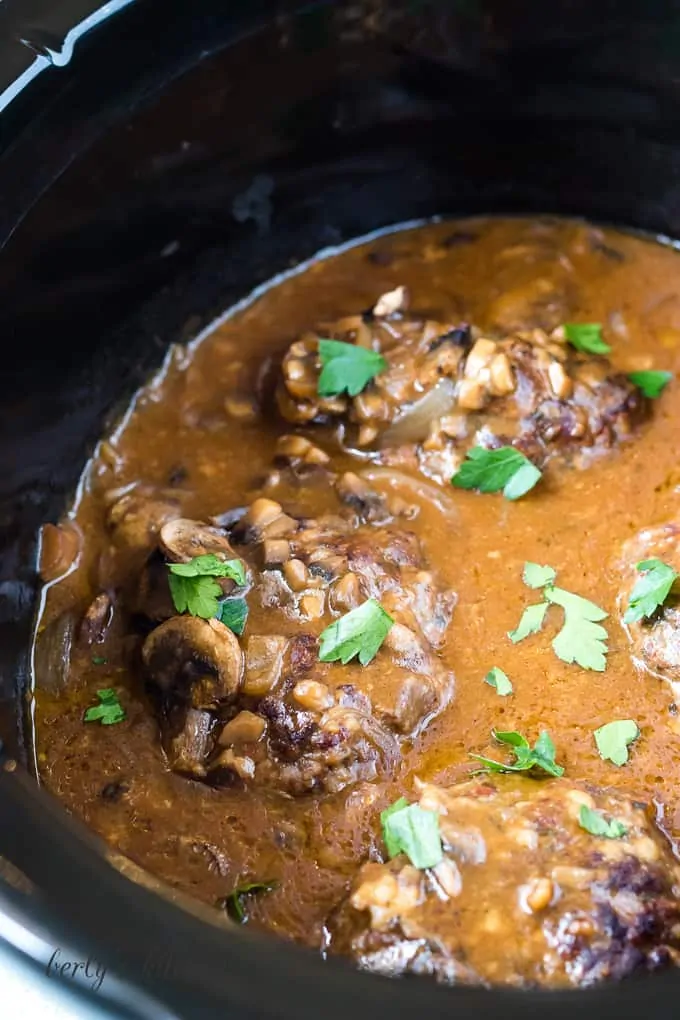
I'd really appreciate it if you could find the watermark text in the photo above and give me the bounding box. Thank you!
[45,948,107,992]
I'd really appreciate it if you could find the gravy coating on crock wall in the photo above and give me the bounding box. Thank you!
[34,217,680,988]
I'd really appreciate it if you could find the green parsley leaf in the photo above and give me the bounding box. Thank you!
[523,562,558,589]
[91,655,108,666]
[380,797,410,858]
[484,667,513,696]
[168,555,246,584]
[318,598,394,666]
[508,602,550,643]
[381,799,443,869]
[627,370,673,399]
[510,564,609,670]
[471,728,564,778]
[623,558,679,624]
[451,446,542,500]
[493,729,529,749]
[594,719,640,766]
[545,585,609,672]
[502,461,544,501]
[168,556,246,619]
[169,573,222,619]
[84,688,126,726]
[317,339,387,398]
[222,881,277,924]
[217,598,249,636]
[578,804,628,839]
[564,322,611,355]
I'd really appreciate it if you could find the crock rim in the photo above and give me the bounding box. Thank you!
[0,0,136,114]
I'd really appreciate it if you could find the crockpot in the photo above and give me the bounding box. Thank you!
[2,0,680,1016]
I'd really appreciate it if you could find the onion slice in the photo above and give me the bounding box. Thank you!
[360,468,457,517]
[380,379,456,446]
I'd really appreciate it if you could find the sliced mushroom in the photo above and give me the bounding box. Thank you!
[262,539,291,567]
[373,285,408,318]
[167,708,215,776]
[33,610,76,694]
[134,553,176,622]
[159,518,238,564]
[142,616,243,708]
[218,711,267,747]
[107,489,181,552]
[210,506,248,530]
[231,498,297,546]
[79,591,114,645]
[335,472,388,523]
[275,434,330,468]
[243,634,287,696]
[210,748,256,781]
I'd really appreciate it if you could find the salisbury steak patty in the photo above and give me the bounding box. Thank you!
[138,496,455,795]
[277,288,648,484]
[326,776,680,987]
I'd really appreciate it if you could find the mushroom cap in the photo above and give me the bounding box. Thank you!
[142,616,243,708]
[108,491,181,552]
[159,518,239,564]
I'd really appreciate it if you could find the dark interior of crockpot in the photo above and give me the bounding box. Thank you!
[2,1,680,1016]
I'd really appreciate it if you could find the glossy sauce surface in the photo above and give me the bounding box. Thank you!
[34,217,680,965]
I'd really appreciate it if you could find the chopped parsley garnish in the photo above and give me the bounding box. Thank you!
[91,655,108,666]
[594,719,640,766]
[623,558,679,624]
[451,446,542,501]
[545,586,609,672]
[508,603,550,644]
[627,370,673,399]
[381,798,443,869]
[564,322,611,355]
[471,729,564,778]
[509,562,609,671]
[484,667,513,696]
[168,555,246,620]
[578,804,628,839]
[217,598,249,636]
[221,881,277,924]
[317,338,387,398]
[169,554,246,583]
[84,688,125,726]
[523,562,557,589]
[318,598,394,666]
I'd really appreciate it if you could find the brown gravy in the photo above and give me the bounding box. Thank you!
[33,216,680,971]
